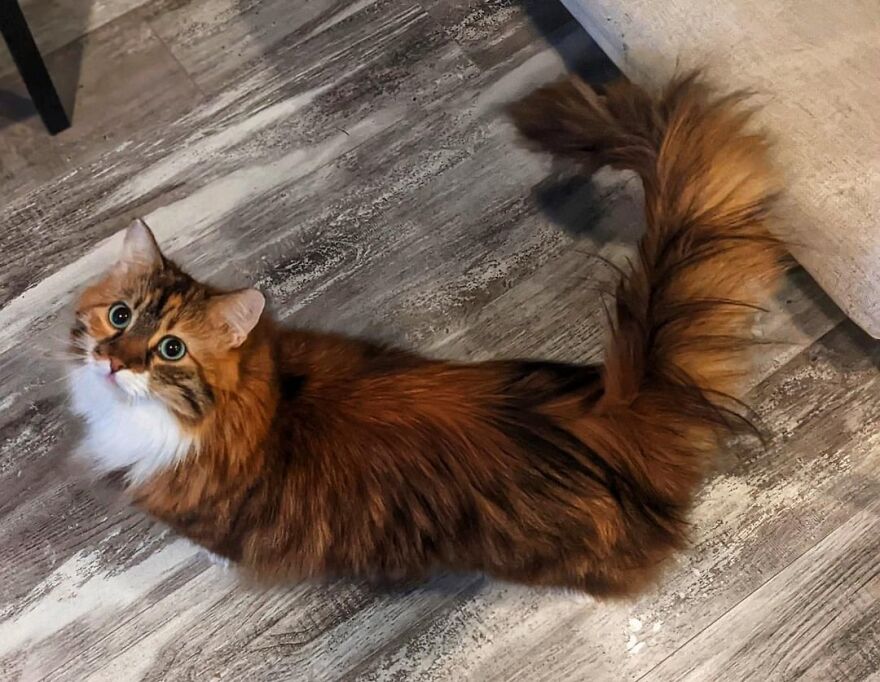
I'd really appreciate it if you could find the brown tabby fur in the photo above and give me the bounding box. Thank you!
[72,72,788,596]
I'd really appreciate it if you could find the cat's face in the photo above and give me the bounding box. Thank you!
[69,220,265,425]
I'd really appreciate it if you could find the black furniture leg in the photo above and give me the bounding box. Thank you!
[0,0,70,134]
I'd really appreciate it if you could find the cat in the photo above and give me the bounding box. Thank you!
[68,72,787,596]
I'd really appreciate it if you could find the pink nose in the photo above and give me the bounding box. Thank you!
[109,357,126,374]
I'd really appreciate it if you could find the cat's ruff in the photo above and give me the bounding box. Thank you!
[68,358,192,485]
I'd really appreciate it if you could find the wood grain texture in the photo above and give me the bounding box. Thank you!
[558,0,880,338]
[0,10,202,195]
[417,0,573,69]
[0,0,876,679]
[649,504,880,681]
[0,0,155,78]
[0,0,477,311]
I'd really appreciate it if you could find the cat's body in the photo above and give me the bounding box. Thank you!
[133,332,615,588]
[69,73,787,596]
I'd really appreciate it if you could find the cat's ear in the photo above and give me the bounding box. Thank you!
[208,289,266,348]
[117,219,163,271]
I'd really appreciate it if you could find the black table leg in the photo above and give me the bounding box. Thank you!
[0,0,70,134]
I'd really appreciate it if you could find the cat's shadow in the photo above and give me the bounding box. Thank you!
[532,168,645,244]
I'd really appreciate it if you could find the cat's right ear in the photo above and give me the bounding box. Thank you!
[207,289,266,348]
[116,219,164,272]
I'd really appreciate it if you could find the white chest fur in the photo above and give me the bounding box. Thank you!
[68,361,192,484]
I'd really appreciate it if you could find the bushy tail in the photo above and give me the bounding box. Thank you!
[510,73,788,588]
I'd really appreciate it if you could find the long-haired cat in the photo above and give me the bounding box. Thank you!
[68,73,787,596]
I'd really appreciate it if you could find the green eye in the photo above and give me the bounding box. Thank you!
[157,335,186,361]
[108,302,132,329]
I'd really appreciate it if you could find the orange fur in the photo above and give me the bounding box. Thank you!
[71,72,788,596]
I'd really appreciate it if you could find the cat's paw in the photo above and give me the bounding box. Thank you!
[203,550,233,570]
[554,587,594,604]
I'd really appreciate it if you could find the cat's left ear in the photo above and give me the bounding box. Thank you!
[116,219,164,271]
[207,289,266,348]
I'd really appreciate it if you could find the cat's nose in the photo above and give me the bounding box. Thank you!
[108,357,126,374]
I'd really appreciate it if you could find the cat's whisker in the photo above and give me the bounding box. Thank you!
[38,374,79,389]
[41,333,80,348]
[35,345,87,363]
[38,353,84,364]
[36,345,86,359]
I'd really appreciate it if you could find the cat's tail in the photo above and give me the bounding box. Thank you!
[510,73,788,583]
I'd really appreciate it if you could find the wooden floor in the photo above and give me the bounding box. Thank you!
[1,1,878,680]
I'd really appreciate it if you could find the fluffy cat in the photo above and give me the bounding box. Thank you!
[69,73,787,596]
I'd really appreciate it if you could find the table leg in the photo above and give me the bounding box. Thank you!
[0,0,71,134]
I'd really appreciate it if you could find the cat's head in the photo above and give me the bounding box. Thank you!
[69,219,265,424]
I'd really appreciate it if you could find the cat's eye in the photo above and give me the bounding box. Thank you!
[108,302,132,329]
[157,335,186,361]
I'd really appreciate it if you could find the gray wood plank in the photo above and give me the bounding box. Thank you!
[0,10,201,196]
[647,505,880,681]
[146,0,443,95]
[0,0,478,311]
[0,0,154,78]
[417,0,575,70]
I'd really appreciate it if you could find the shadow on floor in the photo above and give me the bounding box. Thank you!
[513,0,628,245]
[0,0,90,130]
[516,0,618,83]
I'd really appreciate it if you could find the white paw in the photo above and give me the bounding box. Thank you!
[550,587,594,604]
[204,551,233,570]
